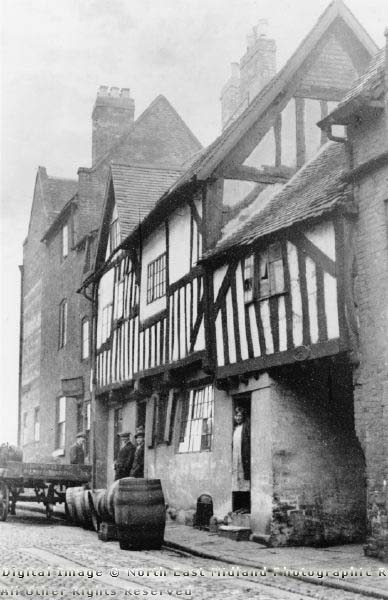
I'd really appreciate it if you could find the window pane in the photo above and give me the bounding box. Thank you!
[178,386,214,453]
[270,259,285,293]
[82,319,90,359]
[62,224,68,258]
[58,396,66,422]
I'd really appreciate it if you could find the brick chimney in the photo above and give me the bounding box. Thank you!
[92,86,135,165]
[220,20,276,130]
[240,20,276,104]
[221,63,241,130]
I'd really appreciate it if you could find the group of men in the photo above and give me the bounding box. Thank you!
[69,426,145,481]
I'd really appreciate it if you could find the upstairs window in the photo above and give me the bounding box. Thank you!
[58,299,68,348]
[258,242,285,298]
[178,386,214,453]
[243,242,285,304]
[61,223,69,259]
[81,317,90,360]
[147,253,166,304]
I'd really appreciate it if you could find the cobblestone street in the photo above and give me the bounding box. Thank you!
[0,507,385,600]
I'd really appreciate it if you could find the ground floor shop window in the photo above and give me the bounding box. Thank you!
[178,385,214,453]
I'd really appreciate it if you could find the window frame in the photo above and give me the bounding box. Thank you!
[61,223,69,259]
[146,253,167,304]
[243,242,286,305]
[178,385,214,454]
[58,299,68,349]
[81,317,90,361]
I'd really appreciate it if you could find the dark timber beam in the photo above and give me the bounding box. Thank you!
[216,164,290,184]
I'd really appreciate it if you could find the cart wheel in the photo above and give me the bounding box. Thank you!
[45,504,54,519]
[0,482,9,522]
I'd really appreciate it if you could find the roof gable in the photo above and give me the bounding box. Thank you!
[168,0,378,192]
[93,163,183,271]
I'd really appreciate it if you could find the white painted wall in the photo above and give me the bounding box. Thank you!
[168,204,191,284]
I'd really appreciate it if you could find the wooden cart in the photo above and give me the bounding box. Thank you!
[0,461,92,521]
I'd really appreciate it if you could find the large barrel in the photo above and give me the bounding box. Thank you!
[114,478,166,550]
[66,487,94,530]
[95,480,120,524]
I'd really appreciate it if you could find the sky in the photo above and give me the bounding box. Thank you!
[0,0,386,444]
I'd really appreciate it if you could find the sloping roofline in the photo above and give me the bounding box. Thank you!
[166,0,378,194]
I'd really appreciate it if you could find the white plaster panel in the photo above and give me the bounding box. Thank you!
[185,284,191,353]
[168,204,191,284]
[249,303,261,357]
[226,288,236,364]
[305,220,336,261]
[287,241,303,347]
[324,272,339,339]
[213,264,228,299]
[194,195,202,218]
[139,225,166,321]
[243,128,275,169]
[260,299,274,354]
[278,295,287,352]
[306,256,319,344]
[193,319,205,352]
[305,98,322,162]
[215,312,225,366]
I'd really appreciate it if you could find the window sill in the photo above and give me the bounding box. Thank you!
[52,448,65,457]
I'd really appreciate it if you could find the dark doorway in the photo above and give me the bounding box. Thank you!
[232,394,251,513]
[136,400,146,430]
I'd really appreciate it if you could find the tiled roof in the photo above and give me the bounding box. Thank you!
[320,49,385,125]
[166,0,377,194]
[205,142,350,258]
[47,176,78,215]
[111,163,184,239]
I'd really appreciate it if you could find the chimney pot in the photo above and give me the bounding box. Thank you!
[98,85,109,96]
[256,19,269,37]
[120,88,131,98]
[110,86,120,97]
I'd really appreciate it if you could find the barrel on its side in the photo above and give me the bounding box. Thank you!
[114,478,166,550]
[65,486,83,524]
[95,480,120,524]
[66,487,94,530]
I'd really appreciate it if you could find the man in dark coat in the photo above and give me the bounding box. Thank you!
[114,432,135,480]
[69,433,85,465]
[130,427,145,478]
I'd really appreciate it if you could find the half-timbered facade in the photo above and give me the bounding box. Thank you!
[83,1,379,545]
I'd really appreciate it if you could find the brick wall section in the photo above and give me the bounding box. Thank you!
[350,110,388,530]
[270,358,366,545]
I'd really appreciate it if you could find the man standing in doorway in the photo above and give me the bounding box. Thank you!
[114,432,135,480]
[130,426,145,478]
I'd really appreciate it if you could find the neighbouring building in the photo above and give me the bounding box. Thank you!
[319,38,388,558]
[80,0,381,546]
[18,89,201,465]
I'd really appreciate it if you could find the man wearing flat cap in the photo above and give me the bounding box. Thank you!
[114,432,135,480]
[130,426,145,478]
[70,432,86,465]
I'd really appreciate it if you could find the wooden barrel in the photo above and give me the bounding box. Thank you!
[114,478,166,550]
[66,487,93,530]
[95,480,120,524]
[65,486,82,524]
[87,489,105,532]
